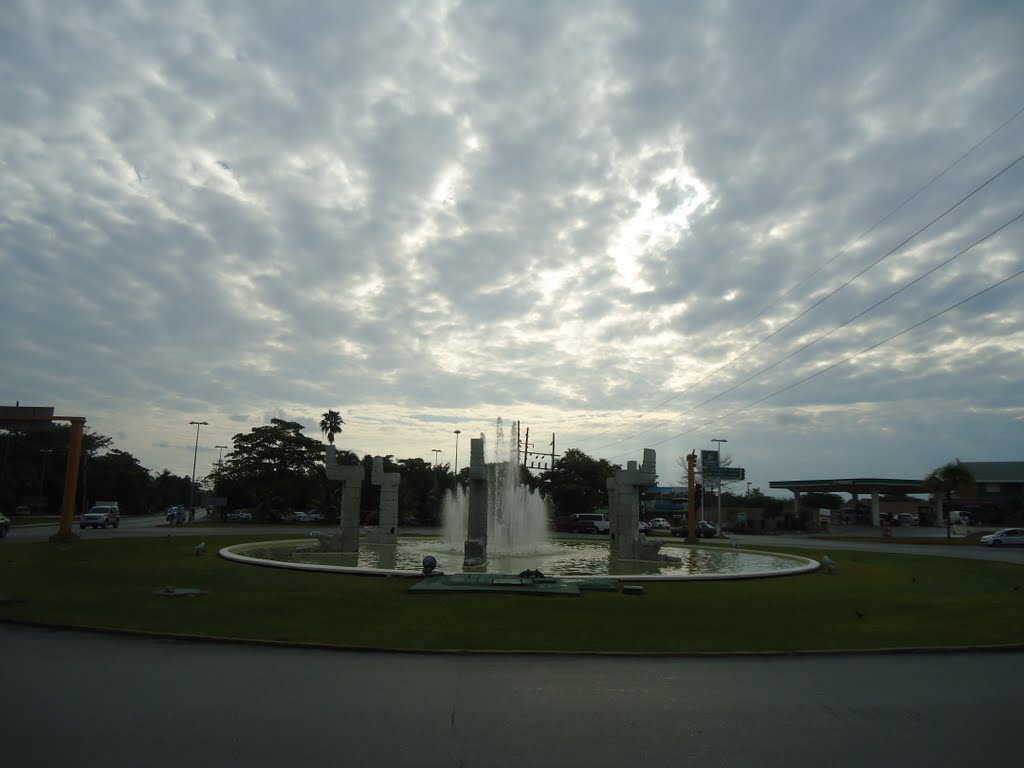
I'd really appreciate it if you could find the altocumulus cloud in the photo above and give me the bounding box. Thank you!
[1,0,1022,493]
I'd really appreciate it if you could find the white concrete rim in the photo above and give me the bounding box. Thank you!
[220,540,821,582]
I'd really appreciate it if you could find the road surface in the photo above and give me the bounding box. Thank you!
[0,623,1017,767]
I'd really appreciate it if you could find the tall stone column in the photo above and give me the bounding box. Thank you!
[871,491,881,528]
[369,455,400,545]
[325,445,364,553]
[607,449,658,560]
[463,437,488,568]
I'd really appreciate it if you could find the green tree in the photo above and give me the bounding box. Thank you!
[1,425,112,513]
[220,419,325,514]
[923,461,976,522]
[87,449,153,514]
[319,410,345,445]
[539,448,617,516]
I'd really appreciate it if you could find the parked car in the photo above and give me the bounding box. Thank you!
[980,528,1024,547]
[0,511,10,537]
[638,521,651,534]
[80,503,120,530]
[282,510,311,524]
[649,517,671,530]
[13,505,31,516]
[225,510,253,521]
[670,520,718,538]
[304,510,324,523]
[897,513,918,526]
[554,513,610,534]
[697,520,718,538]
[948,511,971,525]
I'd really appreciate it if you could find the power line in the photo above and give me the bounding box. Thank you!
[741,102,1024,327]
[572,105,1024,446]
[620,263,1024,458]
[587,151,1024,450]
[596,208,1024,452]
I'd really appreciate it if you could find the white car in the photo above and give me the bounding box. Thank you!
[649,518,671,530]
[980,528,1024,547]
[81,504,120,529]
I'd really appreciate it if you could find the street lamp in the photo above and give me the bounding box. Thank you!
[215,444,228,468]
[431,448,442,467]
[453,430,461,479]
[188,421,208,515]
[711,438,728,530]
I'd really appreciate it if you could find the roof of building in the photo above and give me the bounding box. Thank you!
[768,478,927,495]
[957,461,1024,483]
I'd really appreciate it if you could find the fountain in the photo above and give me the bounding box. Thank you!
[444,419,552,567]
[223,419,819,579]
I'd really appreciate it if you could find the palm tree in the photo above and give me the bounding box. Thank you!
[319,410,345,445]
[923,461,976,523]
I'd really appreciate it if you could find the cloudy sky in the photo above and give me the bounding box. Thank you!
[2,0,1023,494]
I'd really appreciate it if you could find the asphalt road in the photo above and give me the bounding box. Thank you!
[8,514,1024,565]
[0,624,1017,768]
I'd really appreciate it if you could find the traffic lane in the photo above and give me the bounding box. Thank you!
[0,624,1017,768]
[724,534,1024,565]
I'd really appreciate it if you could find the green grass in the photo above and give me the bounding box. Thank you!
[2,535,1022,653]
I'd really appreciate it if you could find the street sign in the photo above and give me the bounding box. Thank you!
[705,466,745,480]
[700,450,719,469]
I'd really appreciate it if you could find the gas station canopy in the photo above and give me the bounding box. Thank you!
[769,478,928,496]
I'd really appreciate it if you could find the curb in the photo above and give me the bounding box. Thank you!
[3,617,1023,658]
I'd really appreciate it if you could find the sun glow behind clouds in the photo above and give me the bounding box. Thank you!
[609,159,714,293]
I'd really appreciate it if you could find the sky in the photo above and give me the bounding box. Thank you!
[2,0,1023,497]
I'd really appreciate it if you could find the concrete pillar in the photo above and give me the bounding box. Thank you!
[463,438,488,568]
[792,491,800,526]
[325,445,364,553]
[607,449,658,560]
[871,491,881,528]
[368,456,400,545]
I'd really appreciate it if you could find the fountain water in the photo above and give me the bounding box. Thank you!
[442,419,551,557]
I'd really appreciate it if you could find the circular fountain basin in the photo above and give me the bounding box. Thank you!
[221,537,818,581]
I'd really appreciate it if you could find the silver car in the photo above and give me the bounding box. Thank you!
[980,528,1024,547]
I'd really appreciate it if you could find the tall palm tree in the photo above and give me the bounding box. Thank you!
[923,461,976,521]
[319,410,345,445]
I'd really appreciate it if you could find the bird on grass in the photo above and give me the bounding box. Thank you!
[855,611,865,620]
[822,554,835,574]
[194,541,206,556]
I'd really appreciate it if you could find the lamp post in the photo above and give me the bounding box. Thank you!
[188,421,208,514]
[215,444,228,468]
[431,449,442,467]
[453,430,461,480]
[711,438,727,530]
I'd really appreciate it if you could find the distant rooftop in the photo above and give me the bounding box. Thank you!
[958,461,1024,483]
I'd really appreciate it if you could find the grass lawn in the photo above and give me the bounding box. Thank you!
[2,535,1022,653]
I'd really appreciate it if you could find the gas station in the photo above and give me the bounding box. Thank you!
[768,477,932,526]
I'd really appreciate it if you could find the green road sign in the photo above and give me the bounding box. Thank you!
[700,449,719,469]
[706,466,745,480]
